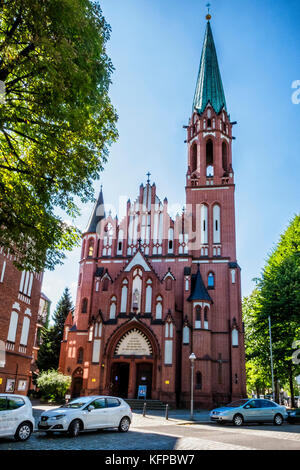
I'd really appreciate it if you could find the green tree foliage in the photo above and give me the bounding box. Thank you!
[243,216,300,404]
[37,369,71,403]
[0,0,118,271]
[37,287,73,372]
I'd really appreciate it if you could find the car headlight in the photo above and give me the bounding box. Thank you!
[290,412,296,416]
[53,414,66,420]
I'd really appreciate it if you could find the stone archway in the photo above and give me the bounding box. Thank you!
[71,367,83,398]
[104,322,160,399]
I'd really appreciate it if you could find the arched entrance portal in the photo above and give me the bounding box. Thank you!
[108,327,157,399]
[71,367,83,398]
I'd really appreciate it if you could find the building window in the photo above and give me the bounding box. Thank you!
[213,205,221,244]
[120,282,128,313]
[168,228,174,254]
[88,239,94,257]
[109,298,117,319]
[232,328,239,347]
[195,305,201,329]
[7,311,18,343]
[196,371,202,390]
[201,205,208,244]
[191,143,197,173]
[77,348,84,364]
[155,296,163,320]
[183,325,190,344]
[145,280,152,313]
[102,277,109,291]
[20,316,30,346]
[208,272,215,289]
[19,272,33,297]
[231,269,236,284]
[81,298,88,313]
[222,142,228,172]
[204,307,209,329]
[92,339,101,363]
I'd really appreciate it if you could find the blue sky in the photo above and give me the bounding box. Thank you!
[43,0,300,318]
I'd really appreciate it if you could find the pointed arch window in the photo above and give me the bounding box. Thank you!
[145,279,152,313]
[165,277,172,291]
[164,320,173,365]
[117,229,124,255]
[196,371,202,390]
[232,327,239,347]
[213,204,221,244]
[201,204,208,244]
[206,139,213,166]
[222,142,228,173]
[77,347,84,364]
[191,143,197,173]
[88,239,94,257]
[109,296,117,319]
[155,296,163,320]
[204,307,209,330]
[195,305,201,329]
[183,325,190,344]
[208,272,215,289]
[121,280,128,313]
[102,277,109,291]
[81,298,88,313]
[168,228,174,253]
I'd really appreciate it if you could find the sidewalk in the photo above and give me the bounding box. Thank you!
[132,409,211,426]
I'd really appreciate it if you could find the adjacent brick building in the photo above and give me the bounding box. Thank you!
[59,17,247,408]
[0,248,43,395]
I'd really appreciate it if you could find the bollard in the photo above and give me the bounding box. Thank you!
[165,404,169,420]
[143,402,146,417]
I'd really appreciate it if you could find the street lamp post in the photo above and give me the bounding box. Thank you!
[189,353,196,420]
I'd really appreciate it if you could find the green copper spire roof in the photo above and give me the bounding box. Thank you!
[193,20,227,115]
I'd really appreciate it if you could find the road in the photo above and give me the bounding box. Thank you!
[0,406,300,450]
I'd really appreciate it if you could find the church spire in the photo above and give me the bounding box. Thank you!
[86,185,105,233]
[193,18,227,115]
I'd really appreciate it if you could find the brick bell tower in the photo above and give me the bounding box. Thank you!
[181,13,247,405]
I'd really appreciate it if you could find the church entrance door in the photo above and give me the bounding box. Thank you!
[136,363,152,399]
[110,362,130,398]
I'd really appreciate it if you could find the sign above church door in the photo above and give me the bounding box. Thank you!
[114,329,153,356]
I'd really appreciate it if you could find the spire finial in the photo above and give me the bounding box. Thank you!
[206,2,211,21]
[146,172,151,184]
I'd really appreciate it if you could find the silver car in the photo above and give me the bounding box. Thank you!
[210,398,287,426]
[38,395,132,437]
[0,394,35,441]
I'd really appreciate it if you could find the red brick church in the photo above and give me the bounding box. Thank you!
[59,16,247,408]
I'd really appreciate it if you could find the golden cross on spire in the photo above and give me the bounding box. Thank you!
[206,2,212,20]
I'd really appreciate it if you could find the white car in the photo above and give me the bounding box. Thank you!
[38,395,132,437]
[0,394,35,441]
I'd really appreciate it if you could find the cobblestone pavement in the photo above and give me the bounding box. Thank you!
[0,404,299,450]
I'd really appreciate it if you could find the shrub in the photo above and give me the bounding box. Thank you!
[37,370,71,403]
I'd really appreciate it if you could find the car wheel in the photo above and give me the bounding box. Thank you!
[68,419,81,437]
[14,422,33,441]
[274,414,283,426]
[233,414,244,426]
[118,417,130,432]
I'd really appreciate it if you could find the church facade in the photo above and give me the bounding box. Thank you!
[59,17,247,408]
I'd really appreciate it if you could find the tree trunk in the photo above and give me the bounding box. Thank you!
[289,365,295,408]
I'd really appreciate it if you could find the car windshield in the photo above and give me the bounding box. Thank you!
[224,399,250,408]
[60,397,92,409]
